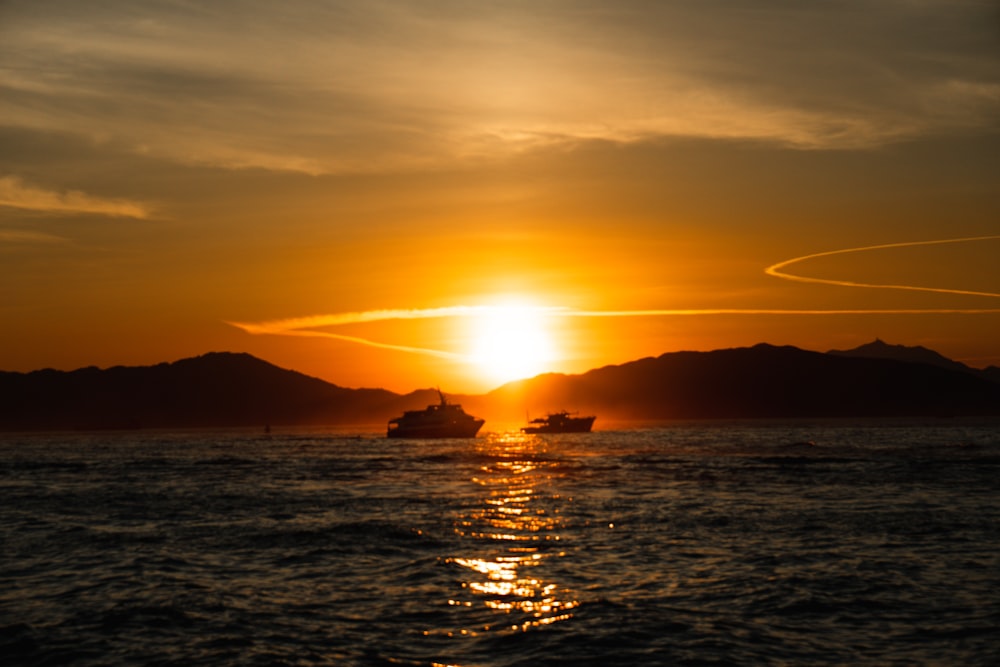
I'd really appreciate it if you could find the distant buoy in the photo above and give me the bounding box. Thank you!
[784,440,816,448]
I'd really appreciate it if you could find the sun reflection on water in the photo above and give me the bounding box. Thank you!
[446,432,579,633]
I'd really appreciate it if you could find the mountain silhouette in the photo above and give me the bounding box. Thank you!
[484,343,1000,421]
[827,338,998,380]
[0,352,425,430]
[1,344,998,431]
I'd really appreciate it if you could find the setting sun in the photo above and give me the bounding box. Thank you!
[467,303,558,384]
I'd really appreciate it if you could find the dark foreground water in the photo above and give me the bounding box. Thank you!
[2,422,1000,666]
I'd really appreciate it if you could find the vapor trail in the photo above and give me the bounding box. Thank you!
[563,308,1000,316]
[228,235,1000,358]
[228,305,556,334]
[764,235,1000,298]
[227,316,467,360]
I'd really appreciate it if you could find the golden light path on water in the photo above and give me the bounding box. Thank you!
[442,432,579,635]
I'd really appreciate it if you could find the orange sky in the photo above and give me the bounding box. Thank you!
[1,1,999,393]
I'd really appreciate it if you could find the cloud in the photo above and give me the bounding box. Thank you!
[1,1,997,175]
[0,229,68,244]
[0,175,152,219]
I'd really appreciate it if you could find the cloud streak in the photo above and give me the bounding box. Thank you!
[0,175,152,219]
[0,229,68,244]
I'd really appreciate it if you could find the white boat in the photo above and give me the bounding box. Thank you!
[387,390,484,438]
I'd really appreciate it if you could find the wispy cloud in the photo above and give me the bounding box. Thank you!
[0,229,68,244]
[2,1,997,175]
[0,175,152,219]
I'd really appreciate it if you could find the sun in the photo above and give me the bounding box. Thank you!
[467,303,558,384]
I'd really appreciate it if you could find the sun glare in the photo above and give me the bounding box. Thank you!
[468,303,557,384]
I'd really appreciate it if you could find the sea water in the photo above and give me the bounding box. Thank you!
[2,422,999,666]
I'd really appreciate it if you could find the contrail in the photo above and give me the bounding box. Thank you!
[564,308,1000,316]
[228,305,558,334]
[227,316,468,360]
[764,235,1000,298]
[228,235,1000,358]
[230,305,1000,336]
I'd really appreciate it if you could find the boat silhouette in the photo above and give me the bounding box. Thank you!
[387,390,485,438]
[521,411,595,434]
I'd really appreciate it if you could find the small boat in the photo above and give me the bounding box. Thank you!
[521,411,595,434]
[387,390,485,438]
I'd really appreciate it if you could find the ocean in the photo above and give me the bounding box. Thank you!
[2,421,999,666]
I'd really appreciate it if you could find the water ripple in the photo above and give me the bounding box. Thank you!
[2,424,999,665]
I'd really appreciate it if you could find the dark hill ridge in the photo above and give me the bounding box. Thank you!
[828,338,998,381]
[0,352,415,430]
[1,344,998,431]
[484,343,1000,421]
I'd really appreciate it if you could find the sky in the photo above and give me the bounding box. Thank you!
[1,0,999,394]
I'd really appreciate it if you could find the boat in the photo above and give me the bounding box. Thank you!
[387,390,485,438]
[521,411,595,434]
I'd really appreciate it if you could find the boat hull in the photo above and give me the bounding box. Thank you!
[387,419,484,439]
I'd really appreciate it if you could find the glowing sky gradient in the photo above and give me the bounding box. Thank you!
[228,236,1000,362]
[1,1,998,392]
